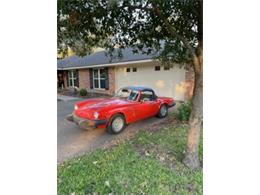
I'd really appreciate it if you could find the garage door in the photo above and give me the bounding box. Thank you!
[114,62,186,100]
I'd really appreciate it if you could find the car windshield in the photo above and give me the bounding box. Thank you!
[114,88,139,101]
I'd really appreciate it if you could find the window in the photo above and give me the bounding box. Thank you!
[68,70,77,87]
[133,67,137,72]
[155,66,160,71]
[164,66,170,70]
[140,90,155,101]
[93,68,106,89]
[115,88,139,101]
[126,68,130,72]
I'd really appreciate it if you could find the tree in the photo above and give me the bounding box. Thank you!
[58,0,203,169]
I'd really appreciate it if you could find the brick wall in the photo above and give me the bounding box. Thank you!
[77,67,115,95]
[184,67,195,100]
[79,69,90,90]
[108,67,115,95]
[63,71,68,88]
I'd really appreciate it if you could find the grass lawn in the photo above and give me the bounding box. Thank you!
[58,122,203,194]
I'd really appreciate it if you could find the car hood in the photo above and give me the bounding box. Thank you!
[86,98,130,110]
[75,98,132,118]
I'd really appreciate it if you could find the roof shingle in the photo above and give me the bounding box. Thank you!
[57,47,158,69]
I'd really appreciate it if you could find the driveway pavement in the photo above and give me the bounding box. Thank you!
[57,98,175,164]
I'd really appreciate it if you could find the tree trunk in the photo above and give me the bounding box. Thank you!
[183,54,203,169]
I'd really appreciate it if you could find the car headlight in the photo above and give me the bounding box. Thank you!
[93,112,99,119]
[74,105,78,110]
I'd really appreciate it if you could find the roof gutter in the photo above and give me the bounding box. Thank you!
[57,59,156,70]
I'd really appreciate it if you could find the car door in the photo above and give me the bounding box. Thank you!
[137,90,160,119]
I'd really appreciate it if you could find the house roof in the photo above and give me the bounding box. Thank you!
[57,47,159,70]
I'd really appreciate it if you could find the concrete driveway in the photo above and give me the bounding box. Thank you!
[57,98,175,163]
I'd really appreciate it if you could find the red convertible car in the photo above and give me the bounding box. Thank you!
[67,86,175,134]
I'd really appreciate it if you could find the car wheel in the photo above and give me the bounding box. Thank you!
[107,114,126,134]
[157,104,168,118]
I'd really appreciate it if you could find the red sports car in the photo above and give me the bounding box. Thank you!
[67,86,175,134]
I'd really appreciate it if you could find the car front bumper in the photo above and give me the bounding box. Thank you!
[168,102,176,107]
[66,114,106,129]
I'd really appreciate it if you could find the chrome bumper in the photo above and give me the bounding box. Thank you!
[66,114,106,129]
[168,102,176,107]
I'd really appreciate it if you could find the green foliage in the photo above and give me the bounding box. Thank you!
[57,0,202,65]
[79,88,87,96]
[177,101,192,121]
[58,126,203,194]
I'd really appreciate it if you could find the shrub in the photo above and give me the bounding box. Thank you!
[79,88,87,96]
[177,101,192,121]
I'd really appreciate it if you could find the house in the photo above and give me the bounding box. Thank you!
[57,48,194,101]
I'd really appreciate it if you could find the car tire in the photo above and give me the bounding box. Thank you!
[106,114,126,134]
[157,104,168,118]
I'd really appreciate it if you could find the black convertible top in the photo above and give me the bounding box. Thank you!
[123,86,154,92]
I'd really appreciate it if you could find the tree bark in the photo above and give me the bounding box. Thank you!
[149,0,204,169]
[183,50,203,169]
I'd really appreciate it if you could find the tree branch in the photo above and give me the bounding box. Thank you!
[117,4,153,12]
[150,1,195,57]
[150,1,203,73]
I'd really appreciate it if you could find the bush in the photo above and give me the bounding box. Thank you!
[177,101,192,121]
[79,88,87,96]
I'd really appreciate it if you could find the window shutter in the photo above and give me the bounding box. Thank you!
[105,67,109,90]
[89,68,93,89]
[75,70,79,88]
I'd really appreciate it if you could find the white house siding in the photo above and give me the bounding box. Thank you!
[114,61,187,101]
